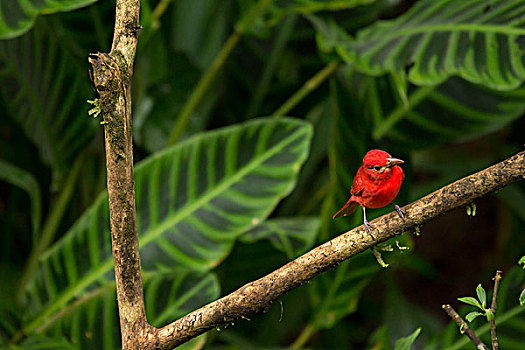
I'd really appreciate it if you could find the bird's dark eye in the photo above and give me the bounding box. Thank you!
[373,166,382,171]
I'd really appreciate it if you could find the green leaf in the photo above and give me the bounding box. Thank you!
[329,70,371,227]
[441,266,525,349]
[23,118,312,335]
[519,255,525,268]
[0,160,41,239]
[476,284,487,309]
[520,289,525,306]
[145,271,220,327]
[37,270,218,349]
[171,0,229,70]
[393,327,421,350]
[0,0,98,39]
[335,0,525,90]
[134,52,216,152]
[0,22,97,176]
[485,309,494,321]
[240,217,320,259]
[465,311,484,322]
[308,15,353,57]
[368,75,525,144]
[9,335,77,350]
[310,253,380,329]
[458,296,483,310]
[277,0,377,13]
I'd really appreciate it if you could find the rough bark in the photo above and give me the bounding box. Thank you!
[89,1,525,349]
[155,151,525,349]
[88,0,148,348]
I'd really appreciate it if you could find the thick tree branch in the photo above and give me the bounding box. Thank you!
[88,0,147,349]
[88,2,525,349]
[154,151,525,348]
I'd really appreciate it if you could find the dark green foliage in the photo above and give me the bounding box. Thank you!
[1,0,525,349]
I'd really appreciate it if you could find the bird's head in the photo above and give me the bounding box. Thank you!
[362,149,404,181]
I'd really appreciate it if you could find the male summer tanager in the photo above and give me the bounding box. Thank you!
[333,149,405,239]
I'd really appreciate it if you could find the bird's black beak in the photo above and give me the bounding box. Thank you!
[386,157,404,167]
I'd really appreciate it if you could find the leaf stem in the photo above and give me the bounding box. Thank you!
[372,85,434,140]
[273,61,340,118]
[297,181,332,215]
[151,0,173,28]
[247,14,298,117]
[167,32,240,145]
[290,322,315,349]
[167,0,274,145]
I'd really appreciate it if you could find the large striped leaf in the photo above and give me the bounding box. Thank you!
[23,118,312,335]
[365,75,525,145]
[333,0,525,90]
[0,21,97,174]
[238,0,379,36]
[0,0,97,39]
[37,271,218,349]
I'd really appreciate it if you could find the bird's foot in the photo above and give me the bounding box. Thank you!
[363,218,376,240]
[392,204,404,219]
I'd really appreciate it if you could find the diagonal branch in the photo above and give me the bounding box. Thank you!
[443,304,489,350]
[87,2,525,349]
[153,151,525,348]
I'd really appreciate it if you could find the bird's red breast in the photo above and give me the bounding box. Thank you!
[333,149,404,218]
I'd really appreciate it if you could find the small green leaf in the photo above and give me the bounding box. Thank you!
[485,309,494,322]
[459,324,466,334]
[476,284,487,309]
[465,311,483,322]
[458,297,483,310]
[24,118,313,335]
[394,327,422,350]
[519,289,525,306]
[518,256,525,268]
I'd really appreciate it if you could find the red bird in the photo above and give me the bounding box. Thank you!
[333,149,405,239]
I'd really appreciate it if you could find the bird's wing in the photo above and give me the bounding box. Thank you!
[333,169,364,219]
[350,169,364,197]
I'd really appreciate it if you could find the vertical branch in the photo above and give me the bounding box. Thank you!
[490,270,503,350]
[88,0,147,348]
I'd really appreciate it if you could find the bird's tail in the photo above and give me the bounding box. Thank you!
[332,199,359,219]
